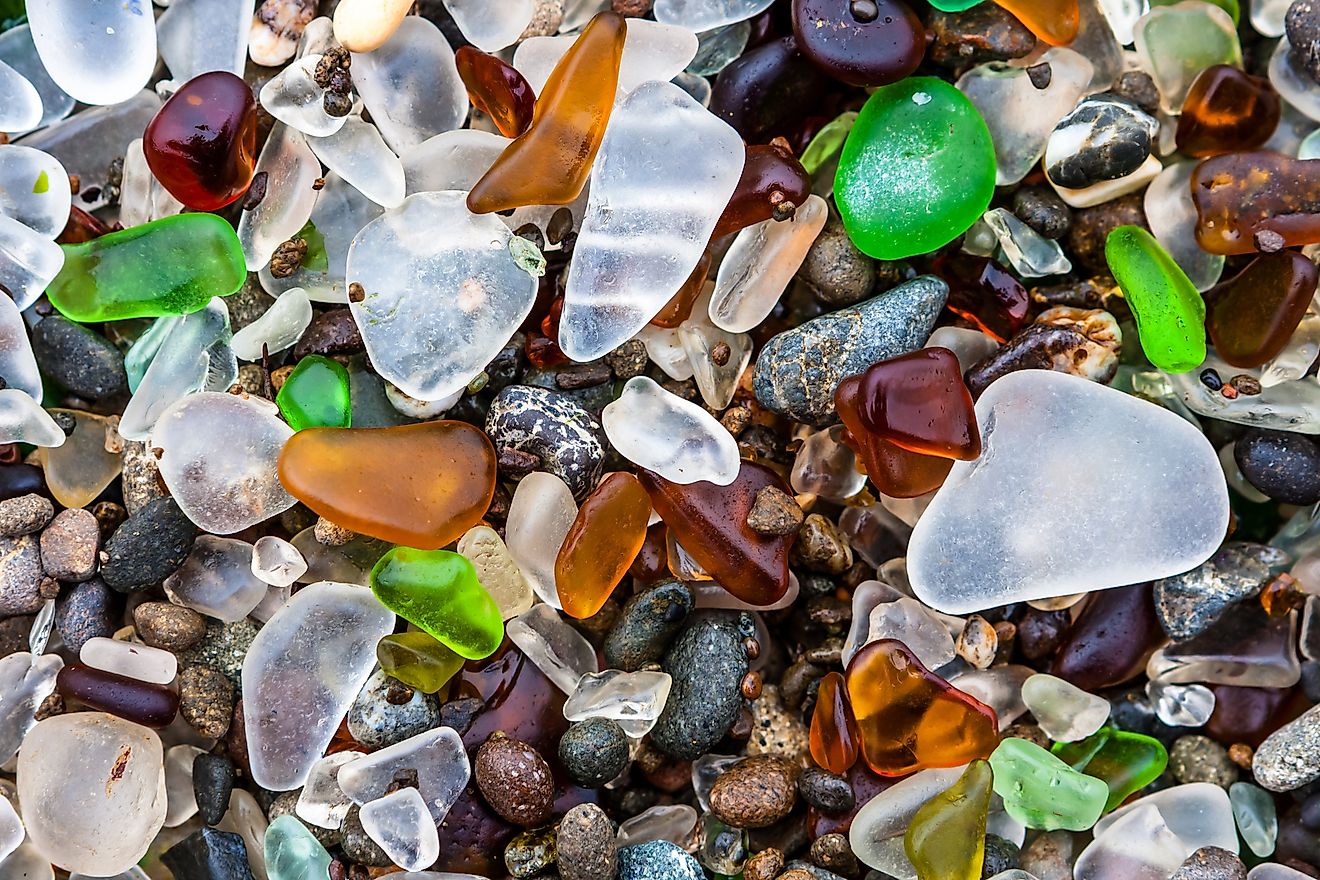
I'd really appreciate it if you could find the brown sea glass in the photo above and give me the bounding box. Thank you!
[844,639,999,776]
[711,140,814,241]
[466,12,625,214]
[938,254,1031,343]
[1205,251,1318,368]
[1176,65,1281,159]
[277,421,496,550]
[810,671,861,774]
[636,461,795,606]
[556,472,652,619]
[56,663,180,729]
[629,522,670,582]
[993,0,1079,44]
[791,0,925,87]
[1191,151,1320,255]
[455,46,537,138]
[709,36,834,144]
[650,252,712,328]
[853,348,981,460]
[1050,582,1163,691]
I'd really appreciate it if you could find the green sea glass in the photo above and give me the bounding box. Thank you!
[264,815,332,880]
[370,547,504,660]
[377,630,465,694]
[835,77,996,261]
[1105,225,1206,373]
[904,759,992,880]
[989,737,1108,831]
[1053,726,1169,812]
[47,213,245,322]
[277,355,352,431]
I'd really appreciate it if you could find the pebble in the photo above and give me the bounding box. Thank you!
[1152,542,1286,641]
[982,833,1022,876]
[557,803,617,880]
[161,826,256,880]
[1169,846,1248,880]
[101,497,197,594]
[1065,193,1147,275]
[180,618,259,684]
[52,577,116,653]
[746,684,810,760]
[1170,734,1238,787]
[791,514,853,574]
[964,307,1122,397]
[39,507,99,581]
[798,766,855,814]
[1012,186,1072,240]
[796,214,877,308]
[1254,702,1320,791]
[651,612,753,760]
[133,601,207,652]
[0,534,45,616]
[1044,94,1159,190]
[1235,429,1320,504]
[745,848,786,880]
[0,494,53,537]
[747,486,805,536]
[293,310,364,360]
[192,753,234,827]
[604,579,694,672]
[1112,70,1162,116]
[752,275,948,426]
[709,755,799,828]
[475,731,556,827]
[120,440,167,516]
[505,825,557,879]
[340,805,392,867]
[1287,0,1320,83]
[346,667,441,749]
[809,833,858,876]
[926,4,1037,69]
[179,664,236,739]
[617,840,706,880]
[30,316,129,401]
[1019,829,1074,880]
[486,385,606,498]
[605,340,649,381]
[559,717,631,787]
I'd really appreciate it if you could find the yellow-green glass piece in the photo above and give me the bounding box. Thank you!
[377,631,465,694]
[904,759,992,880]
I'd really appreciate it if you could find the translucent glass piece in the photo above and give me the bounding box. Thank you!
[505,473,577,609]
[0,145,69,238]
[602,376,740,485]
[351,17,468,154]
[1144,160,1224,292]
[0,651,62,765]
[26,0,157,106]
[237,123,320,272]
[307,116,406,209]
[443,0,534,51]
[0,294,41,402]
[506,603,599,694]
[230,287,313,361]
[338,726,470,822]
[564,669,673,737]
[513,19,699,99]
[360,787,440,872]
[0,212,64,311]
[164,536,268,623]
[653,0,776,32]
[0,390,63,448]
[259,53,346,138]
[80,637,177,685]
[253,535,308,588]
[157,0,251,83]
[0,25,74,135]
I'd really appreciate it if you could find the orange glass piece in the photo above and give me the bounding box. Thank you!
[993,0,1078,45]
[555,472,652,618]
[636,461,795,606]
[1261,573,1307,617]
[278,421,496,550]
[466,12,625,214]
[455,46,537,138]
[650,251,712,328]
[845,639,999,777]
[1176,65,1280,159]
[1206,251,1318,368]
[1191,151,1320,255]
[810,671,861,775]
[711,140,813,241]
[854,348,981,460]
[629,522,669,582]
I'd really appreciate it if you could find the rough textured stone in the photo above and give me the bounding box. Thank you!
[161,826,255,880]
[557,803,617,880]
[192,753,235,827]
[651,612,753,760]
[798,766,854,814]
[39,507,99,581]
[709,755,800,828]
[1287,0,1320,83]
[1153,542,1286,641]
[746,684,810,760]
[617,840,705,880]
[475,731,556,827]
[0,534,45,616]
[485,385,606,498]
[505,825,557,879]
[747,486,805,536]
[745,848,786,880]
[1066,193,1147,275]
[604,579,694,672]
[121,440,167,515]
[53,577,116,652]
[346,666,441,749]
[180,664,236,739]
[31,315,129,401]
[1169,846,1247,880]
[341,804,392,866]
[559,717,630,787]
[797,214,877,308]
[1255,701,1320,791]
[791,514,853,574]
[101,497,197,593]
[0,494,53,537]
[926,4,1037,69]
[179,618,259,684]
[134,601,207,651]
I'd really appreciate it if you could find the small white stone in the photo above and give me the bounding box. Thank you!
[252,535,308,588]
[1021,673,1110,742]
[332,0,413,52]
[79,637,177,685]
[602,376,740,485]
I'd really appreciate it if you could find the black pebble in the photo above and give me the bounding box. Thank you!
[30,315,129,401]
[53,577,117,653]
[161,826,255,880]
[1012,187,1071,240]
[981,834,1021,878]
[798,767,855,814]
[1235,428,1320,505]
[101,497,197,593]
[192,753,236,827]
[559,718,630,787]
[604,580,694,672]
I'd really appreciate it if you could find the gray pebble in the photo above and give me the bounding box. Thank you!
[798,767,854,814]
[650,612,752,760]
[0,534,45,616]
[559,717,630,786]
[752,275,948,425]
[617,840,705,880]
[1153,542,1286,641]
[1012,186,1071,240]
[557,803,617,880]
[180,619,259,685]
[133,601,207,651]
[30,315,128,401]
[1288,0,1320,83]
[797,214,877,308]
[604,579,694,672]
[39,507,99,581]
[1044,93,1159,190]
[1254,701,1320,791]
[0,494,53,537]
[101,497,196,594]
[1169,846,1247,880]
[786,861,849,880]
[346,667,441,749]
[1019,830,1074,880]
[270,790,342,848]
[1170,736,1238,788]
[485,385,605,497]
[161,826,255,880]
[53,577,116,652]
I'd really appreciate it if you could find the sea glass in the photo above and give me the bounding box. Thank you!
[25,0,157,106]
[555,473,650,619]
[276,355,352,430]
[790,0,924,87]
[602,377,740,486]
[1021,674,1110,743]
[711,140,813,241]
[371,548,503,660]
[455,47,535,138]
[0,58,42,133]
[0,144,70,238]
[360,787,440,872]
[905,760,992,880]
[252,535,307,588]
[164,536,266,623]
[1132,1,1242,114]
[1206,252,1317,368]
[0,213,63,310]
[236,124,320,272]
[506,604,600,694]
[1191,151,1320,255]
[990,738,1107,831]
[1105,225,1205,372]
[1144,160,1225,293]
[810,671,861,775]
[1054,727,1169,812]
[144,71,257,211]
[505,472,577,609]
[377,631,464,694]
[563,669,673,737]
[265,814,332,880]
[1176,65,1280,158]
[156,0,250,83]
[654,0,775,31]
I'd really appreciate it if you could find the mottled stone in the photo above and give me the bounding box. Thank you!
[1066,192,1147,275]
[604,580,694,672]
[746,684,810,760]
[39,507,99,581]
[180,664,236,739]
[747,486,805,536]
[1169,846,1247,880]
[0,494,53,537]
[1045,94,1159,190]
[505,825,557,879]
[927,4,1037,69]
[134,601,207,651]
[0,534,44,616]
[1254,702,1320,791]
[557,803,617,880]
[745,848,786,880]
[161,826,256,880]
[31,316,129,401]
[486,385,606,498]
[1153,542,1286,641]
[798,766,854,814]
[617,840,705,880]
[651,612,753,760]
[101,497,197,593]
[476,731,556,827]
[179,619,260,684]
[791,514,853,574]
[53,577,116,652]
[121,440,167,515]
[709,755,799,828]
[797,214,877,308]
[559,717,630,787]
[346,666,441,749]
[1013,186,1071,240]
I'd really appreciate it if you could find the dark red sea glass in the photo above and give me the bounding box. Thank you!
[455,46,537,138]
[853,348,981,460]
[1205,251,1318,368]
[711,140,813,240]
[791,0,925,87]
[1191,151,1320,255]
[56,662,180,729]
[1050,583,1164,691]
[939,254,1031,343]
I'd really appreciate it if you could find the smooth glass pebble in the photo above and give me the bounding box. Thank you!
[1,842,56,880]
[163,743,202,827]
[0,651,62,764]
[360,787,439,872]
[231,288,312,361]
[505,472,578,609]
[377,631,464,694]
[260,176,383,303]
[1097,789,1224,848]
[678,283,752,410]
[1072,803,1188,880]
[337,726,470,822]
[0,390,63,448]
[556,472,651,619]
[949,665,1033,731]
[1020,673,1110,742]
[237,123,320,272]
[864,597,956,670]
[850,765,968,874]
[905,760,992,880]
[457,525,534,621]
[602,376,740,485]
[0,212,64,311]
[0,25,74,134]
[617,803,699,846]
[1146,604,1300,688]
[35,410,120,507]
[252,535,308,588]
[1270,39,1320,123]
[563,669,674,737]
[560,80,743,361]
[0,145,70,237]
[443,0,534,51]
[990,738,1107,831]
[1262,313,1320,387]
[979,208,1072,278]
[506,603,600,694]
[79,638,177,685]
[145,71,257,212]
[0,796,19,864]
[654,0,775,31]
[26,0,157,106]
[119,137,186,229]
[401,129,504,195]
[1054,727,1169,811]
[1132,0,1241,114]
[1230,781,1277,857]
[513,19,699,100]
[0,293,41,402]
[637,324,694,381]
[156,0,251,83]
[1144,160,1224,293]
[347,191,538,402]
[243,582,393,790]
[1146,679,1216,726]
[307,117,405,209]
[296,751,362,830]
[791,425,867,501]
[265,814,332,880]
[259,53,346,138]
[276,354,352,430]
[909,371,1228,614]
[370,548,503,660]
[155,392,296,534]
[164,536,267,623]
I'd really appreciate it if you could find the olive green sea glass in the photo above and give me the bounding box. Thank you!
[377,631,465,694]
[988,737,1108,831]
[1053,726,1169,812]
[47,213,246,322]
[904,759,992,880]
[1105,225,1207,373]
[370,547,504,660]
[277,355,352,431]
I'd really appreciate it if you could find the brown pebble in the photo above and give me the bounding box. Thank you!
[474,731,555,827]
[779,870,817,880]
[612,0,653,15]
[179,665,236,738]
[791,514,853,574]
[314,516,354,546]
[741,671,763,700]
[556,803,617,880]
[604,339,648,380]
[1066,192,1147,274]
[294,309,363,358]
[926,4,1037,70]
[810,832,859,876]
[1003,723,1052,750]
[747,486,805,536]
[744,848,785,880]
[1228,743,1254,769]
[709,754,800,829]
[269,237,307,278]
[0,493,53,537]
[133,601,207,651]
[39,507,100,581]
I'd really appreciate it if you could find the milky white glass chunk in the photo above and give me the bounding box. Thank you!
[506,604,600,694]
[1021,673,1110,742]
[163,743,203,827]
[164,536,269,623]
[0,390,63,448]
[360,787,440,872]
[351,17,468,154]
[617,803,699,846]
[0,796,20,864]
[157,0,251,83]
[338,726,469,822]
[865,598,956,670]
[602,376,740,486]
[308,117,405,209]
[242,582,394,790]
[26,0,156,106]
[1144,160,1224,292]
[513,19,699,97]
[504,473,576,609]
[259,53,347,138]
[0,145,68,238]
[297,751,363,830]
[0,296,40,402]
[80,637,177,685]
[0,213,63,310]
[253,535,308,588]
[653,0,776,32]
[0,25,74,134]
[457,525,534,621]
[948,665,1032,730]
[443,0,534,51]
[636,324,694,381]
[401,129,506,195]
[1074,804,1189,880]
[0,59,41,133]
[231,288,313,361]
[564,669,673,737]
[1092,782,1238,853]
[238,123,321,272]
[0,651,61,764]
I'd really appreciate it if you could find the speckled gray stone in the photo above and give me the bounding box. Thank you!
[346,667,441,749]
[179,619,260,685]
[785,860,849,880]
[121,440,167,515]
[485,384,606,497]
[798,767,854,814]
[796,214,877,308]
[53,577,116,652]
[1153,542,1287,641]
[101,497,196,593]
[752,275,948,426]
[0,534,45,616]
[559,717,630,787]
[1169,735,1238,788]
[650,612,753,761]
[1168,846,1247,880]
[557,803,617,880]
[1254,701,1320,791]
[604,579,694,672]
[617,840,705,880]
[30,315,129,401]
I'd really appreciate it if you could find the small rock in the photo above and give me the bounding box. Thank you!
[604,579,694,672]
[965,307,1121,397]
[133,601,207,652]
[179,618,259,684]
[1170,734,1238,788]
[1288,0,1320,83]
[120,440,167,516]
[346,667,441,749]
[956,615,999,669]
[810,833,858,876]
[798,766,854,814]
[617,840,705,880]
[559,717,630,787]
[179,665,236,739]
[1012,186,1071,240]
[340,804,392,866]
[1169,846,1248,880]
[651,612,753,760]
[709,754,799,828]
[521,0,565,37]
[981,833,1021,877]
[475,731,556,827]
[0,534,45,616]
[797,214,877,308]
[1066,192,1147,275]
[747,486,805,537]
[1112,70,1161,116]
[39,507,99,581]
[486,385,606,498]
[1236,429,1320,505]
[791,514,853,574]
[1255,701,1320,791]
[161,826,255,880]
[1016,607,1072,661]
[605,339,649,380]
[557,803,617,880]
[1153,542,1286,641]
[30,315,129,401]
[1019,829,1074,880]
[926,4,1037,68]
[192,753,235,827]
[294,308,364,359]
[0,494,53,537]
[101,497,197,594]
[439,695,485,737]
[745,848,786,880]
[53,577,116,652]
[784,863,845,880]
[505,825,557,879]
[1044,94,1159,190]
[313,516,354,546]
[746,684,810,760]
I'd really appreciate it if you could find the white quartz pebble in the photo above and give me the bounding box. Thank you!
[163,744,203,827]
[564,669,673,737]
[347,191,538,402]
[653,0,776,32]
[0,293,40,403]
[157,0,251,83]
[17,713,165,876]
[1020,673,1110,742]
[0,145,68,237]
[253,535,308,588]
[504,473,577,609]
[506,604,600,694]
[80,637,177,684]
[231,287,313,361]
[457,525,534,621]
[338,726,469,822]
[0,59,41,133]
[0,25,74,134]
[0,796,20,864]
[297,751,363,830]
[259,53,347,138]
[351,17,468,154]
[602,376,740,485]
[152,392,296,534]
[0,212,63,310]
[560,80,744,361]
[0,390,63,448]
[513,20,699,98]
[238,123,321,271]
[444,0,534,51]
[865,598,957,670]
[308,117,406,208]
[243,582,394,790]
[164,536,269,623]
[909,370,1229,614]
[26,0,156,106]
[0,650,61,764]
[360,787,440,873]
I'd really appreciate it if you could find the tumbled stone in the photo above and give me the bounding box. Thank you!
[709,755,799,828]
[486,385,606,497]
[650,612,752,760]
[1152,542,1287,641]
[1044,93,1159,190]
